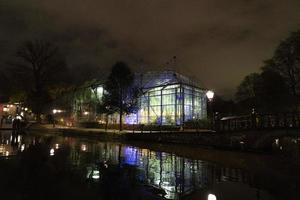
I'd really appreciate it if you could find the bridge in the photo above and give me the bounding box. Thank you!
[214,112,300,132]
[211,112,300,151]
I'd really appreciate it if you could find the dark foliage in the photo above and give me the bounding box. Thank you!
[236,69,289,113]
[7,40,70,119]
[262,31,300,110]
[102,61,139,131]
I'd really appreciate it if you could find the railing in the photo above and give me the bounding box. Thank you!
[215,112,300,132]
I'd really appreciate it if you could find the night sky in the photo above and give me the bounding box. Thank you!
[1,0,300,97]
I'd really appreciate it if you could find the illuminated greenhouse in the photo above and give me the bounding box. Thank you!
[126,71,208,125]
[59,71,208,125]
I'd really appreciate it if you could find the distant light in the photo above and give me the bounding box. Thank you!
[3,107,8,112]
[50,148,55,156]
[208,194,217,200]
[24,107,28,111]
[81,144,87,151]
[84,111,89,115]
[21,144,25,152]
[92,170,100,179]
[206,90,214,101]
[20,112,24,116]
[5,151,9,156]
[53,109,63,114]
[55,144,59,149]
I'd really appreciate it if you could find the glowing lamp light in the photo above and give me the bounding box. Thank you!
[208,194,217,200]
[24,107,28,111]
[92,170,100,179]
[81,144,87,151]
[53,109,63,114]
[206,90,214,101]
[21,144,25,152]
[83,111,89,115]
[50,148,55,156]
[5,151,9,157]
[3,107,8,112]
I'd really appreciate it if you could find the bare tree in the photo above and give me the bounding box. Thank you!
[10,40,67,121]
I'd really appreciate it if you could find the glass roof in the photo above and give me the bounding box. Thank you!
[135,70,203,90]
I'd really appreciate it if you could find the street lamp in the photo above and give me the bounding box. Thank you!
[52,109,63,127]
[208,194,217,200]
[206,90,214,101]
[206,90,215,129]
[3,107,8,112]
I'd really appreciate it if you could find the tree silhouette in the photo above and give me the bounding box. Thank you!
[236,73,262,112]
[103,62,138,131]
[236,70,289,113]
[264,31,300,110]
[9,40,68,121]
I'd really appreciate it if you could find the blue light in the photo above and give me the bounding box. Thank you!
[125,113,138,124]
[123,147,139,166]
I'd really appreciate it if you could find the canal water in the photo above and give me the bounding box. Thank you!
[0,131,299,200]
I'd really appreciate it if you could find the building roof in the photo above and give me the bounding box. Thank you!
[135,70,204,90]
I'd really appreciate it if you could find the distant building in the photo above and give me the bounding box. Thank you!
[59,71,208,126]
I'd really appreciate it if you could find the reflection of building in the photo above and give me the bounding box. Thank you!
[59,71,208,125]
[67,141,250,199]
[0,132,265,200]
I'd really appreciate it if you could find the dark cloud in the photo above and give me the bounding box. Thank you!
[1,0,300,97]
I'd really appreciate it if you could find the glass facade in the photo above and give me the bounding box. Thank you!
[65,71,207,125]
[136,84,207,125]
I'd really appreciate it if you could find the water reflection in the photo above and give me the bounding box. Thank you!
[0,131,298,199]
[68,142,271,199]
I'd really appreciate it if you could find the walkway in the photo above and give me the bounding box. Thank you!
[0,123,13,130]
[38,124,214,134]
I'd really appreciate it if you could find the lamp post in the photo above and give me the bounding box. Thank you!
[52,109,63,128]
[206,90,214,129]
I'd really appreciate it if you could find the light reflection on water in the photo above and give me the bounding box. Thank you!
[0,131,298,200]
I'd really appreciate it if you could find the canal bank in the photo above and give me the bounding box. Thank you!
[28,124,299,153]
[29,124,239,150]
